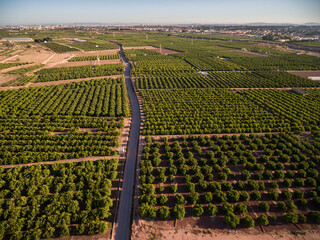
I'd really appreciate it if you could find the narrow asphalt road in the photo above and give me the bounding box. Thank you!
[114,46,141,240]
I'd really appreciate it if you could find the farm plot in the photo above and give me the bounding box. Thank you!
[42,42,80,53]
[207,71,320,88]
[0,78,129,117]
[70,39,119,51]
[3,64,43,75]
[0,78,129,165]
[0,62,29,70]
[0,75,37,87]
[140,89,320,135]
[68,54,121,62]
[35,63,123,82]
[183,56,246,71]
[136,73,209,89]
[131,56,195,78]
[228,54,320,71]
[138,132,320,229]
[0,159,119,239]
[124,49,161,61]
[0,115,122,165]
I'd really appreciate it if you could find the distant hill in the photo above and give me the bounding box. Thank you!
[245,22,320,26]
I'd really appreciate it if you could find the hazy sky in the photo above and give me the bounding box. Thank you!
[0,0,319,25]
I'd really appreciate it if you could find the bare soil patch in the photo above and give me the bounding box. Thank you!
[16,47,56,64]
[0,74,19,85]
[132,220,320,240]
[287,71,320,79]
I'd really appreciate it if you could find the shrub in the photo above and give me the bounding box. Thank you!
[287,201,298,212]
[257,214,269,226]
[173,205,186,220]
[221,202,234,214]
[251,190,261,200]
[241,170,251,180]
[277,201,287,211]
[207,203,218,216]
[283,178,292,187]
[268,189,279,200]
[234,203,248,216]
[203,192,213,203]
[285,212,298,224]
[240,191,250,201]
[188,192,200,204]
[175,194,187,205]
[259,202,270,212]
[159,194,168,205]
[225,212,240,229]
[293,190,304,199]
[227,190,240,202]
[170,184,178,193]
[281,190,292,200]
[242,215,255,228]
[193,204,204,217]
[298,214,307,223]
[159,206,170,219]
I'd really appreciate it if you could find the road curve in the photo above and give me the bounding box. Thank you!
[114,46,141,240]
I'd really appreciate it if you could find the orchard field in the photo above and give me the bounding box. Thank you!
[138,132,320,228]
[140,89,320,135]
[1,29,320,239]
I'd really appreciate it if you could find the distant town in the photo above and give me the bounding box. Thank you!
[1,24,319,42]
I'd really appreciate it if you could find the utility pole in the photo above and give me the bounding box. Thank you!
[146,34,148,40]
[160,44,162,54]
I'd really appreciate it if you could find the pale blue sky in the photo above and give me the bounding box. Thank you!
[0,0,319,25]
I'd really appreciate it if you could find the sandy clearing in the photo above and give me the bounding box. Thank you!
[131,222,320,240]
[0,74,19,86]
[15,47,57,64]
[42,53,56,64]
[0,54,20,63]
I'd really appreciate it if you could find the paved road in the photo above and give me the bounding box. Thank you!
[114,46,141,240]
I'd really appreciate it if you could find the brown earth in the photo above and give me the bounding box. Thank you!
[0,74,19,86]
[287,71,320,79]
[132,221,320,240]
